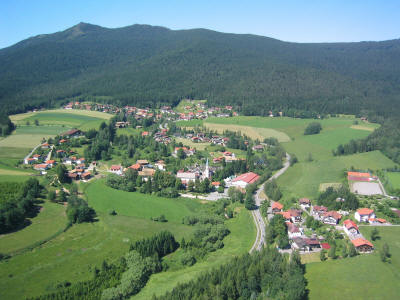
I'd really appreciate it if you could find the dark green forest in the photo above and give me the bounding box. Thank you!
[1,22,400,117]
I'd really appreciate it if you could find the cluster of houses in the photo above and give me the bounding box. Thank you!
[109,159,166,181]
[174,147,196,157]
[180,132,230,146]
[212,151,241,163]
[65,157,92,181]
[270,199,380,253]
[153,128,172,144]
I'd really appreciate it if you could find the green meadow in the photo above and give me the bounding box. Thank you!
[133,206,255,300]
[0,181,201,299]
[387,172,400,189]
[0,201,66,254]
[306,226,400,300]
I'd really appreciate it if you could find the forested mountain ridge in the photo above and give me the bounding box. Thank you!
[1,22,400,116]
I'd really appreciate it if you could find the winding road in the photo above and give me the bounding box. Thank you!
[249,153,291,253]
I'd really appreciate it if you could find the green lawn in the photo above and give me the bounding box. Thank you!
[0,201,66,254]
[387,172,400,189]
[306,226,400,300]
[133,206,255,300]
[85,179,202,223]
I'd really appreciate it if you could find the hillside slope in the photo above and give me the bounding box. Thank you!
[1,23,400,116]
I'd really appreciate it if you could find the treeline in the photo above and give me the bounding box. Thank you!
[317,186,359,211]
[264,179,282,201]
[31,231,178,300]
[0,113,15,136]
[265,214,290,249]
[333,118,400,164]
[106,169,181,198]
[153,247,306,300]
[66,195,96,224]
[0,179,41,233]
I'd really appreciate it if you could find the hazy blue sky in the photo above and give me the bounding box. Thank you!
[1,0,399,49]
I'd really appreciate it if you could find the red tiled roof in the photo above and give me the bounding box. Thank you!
[313,205,328,212]
[272,202,284,210]
[277,211,291,220]
[110,165,122,171]
[343,219,359,230]
[323,211,342,220]
[321,243,331,250]
[348,171,371,178]
[357,208,374,215]
[351,238,373,248]
[232,172,260,184]
[46,160,55,164]
[299,198,310,204]
[211,181,220,186]
[128,163,141,170]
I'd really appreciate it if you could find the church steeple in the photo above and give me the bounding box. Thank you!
[203,158,210,179]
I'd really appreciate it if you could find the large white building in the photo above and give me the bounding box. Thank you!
[231,172,260,189]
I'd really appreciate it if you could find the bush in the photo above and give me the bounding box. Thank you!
[180,252,196,266]
[304,122,322,135]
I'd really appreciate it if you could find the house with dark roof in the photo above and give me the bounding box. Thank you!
[60,129,82,138]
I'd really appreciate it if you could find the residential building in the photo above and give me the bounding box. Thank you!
[299,198,311,208]
[322,211,342,225]
[343,219,359,235]
[355,208,375,222]
[272,201,284,213]
[177,170,198,184]
[287,223,302,238]
[110,165,123,175]
[351,238,374,253]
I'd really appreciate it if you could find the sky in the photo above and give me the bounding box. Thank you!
[1,0,399,49]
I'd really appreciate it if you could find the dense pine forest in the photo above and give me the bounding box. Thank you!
[1,22,400,117]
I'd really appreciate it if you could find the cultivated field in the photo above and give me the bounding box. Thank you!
[306,226,400,300]
[203,122,291,142]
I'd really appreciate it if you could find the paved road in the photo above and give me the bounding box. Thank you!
[250,153,291,253]
[24,143,42,162]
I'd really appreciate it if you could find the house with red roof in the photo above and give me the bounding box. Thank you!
[311,205,328,220]
[321,243,331,250]
[343,219,359,236]
[277,211,292,222]
[271,201,284,213]
[351,238,374,253]
[128,163,142,171]
[288,209,302,223]
[299,198,311,208]
[368,218,387,225]
[322,211,342,225]
[24,157,36,165]
[355,208,375,222]
[45,160,56,167]
[34,164,49,171]
[231,172,260,189]
[110,165,123,176]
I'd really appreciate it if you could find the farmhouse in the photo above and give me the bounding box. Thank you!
[231,172,260,189]
[343,219,359,235]
[155,160,166,170]
[41,143,50,149]
[287,223,302,238]
[45,160,56,167]
[299,198,311,208]
[128,163,142,171]
[34,164,49,171]
[322,211,342,225]
[368,218,387,225]
[351,238,374,253]
[81,172,91,180]
[60,129,82,138]
[355,208,375,222]
[110,165,123,176]
[292,237,320,252]
[272,201,284,213]
[137,159,149,166]
[24,158,35,164]
[288,209,302,223]
[138,168,155,181]
[277,211,292,222]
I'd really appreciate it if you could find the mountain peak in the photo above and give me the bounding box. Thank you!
[65,22,103,37]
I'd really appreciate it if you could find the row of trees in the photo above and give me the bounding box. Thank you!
[265,214,290,249]
[0,179,41,233]
[154,247,306,300]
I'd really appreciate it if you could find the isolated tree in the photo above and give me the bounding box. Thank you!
[56,164,69,183]
[349,243,357,257]
[320,249,327,261]
[304,122,322,135]
[370,227,380,241]
[34,119,39,126]
[380,243,391,263]
[341,245,348,258]
[328,244,337,259]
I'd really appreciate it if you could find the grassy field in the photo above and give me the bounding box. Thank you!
[10,109,112,131]
[203,122,291,142]
[0,201,66,254]
[133,206,255,300]
[306,226,400,300]
[0,181,201,299]
[387,172,400,189]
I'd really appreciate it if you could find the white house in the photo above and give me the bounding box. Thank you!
[155,160,166,171]
[355,208,375,222]
[231,172,260,189]
[177,170,198,185]
[322,211,342,225]
[299,198,311,209]
[343,219,359,236]
[110,165,123,176]
[287,223,302,238]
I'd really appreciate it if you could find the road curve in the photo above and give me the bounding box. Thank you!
[249,153,291,253]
